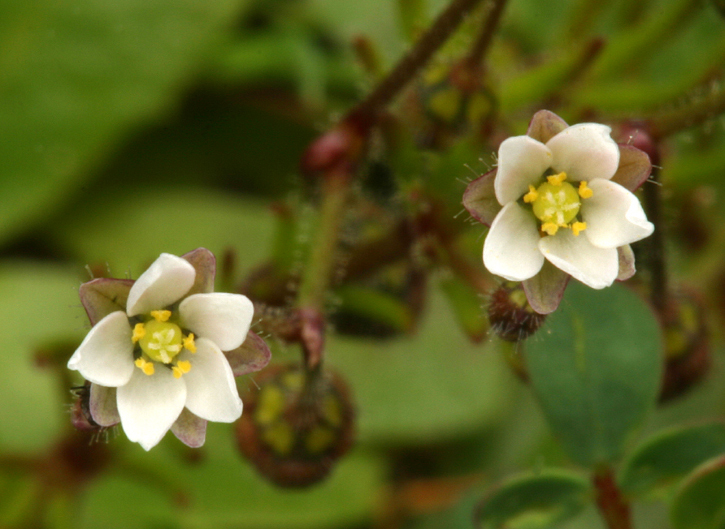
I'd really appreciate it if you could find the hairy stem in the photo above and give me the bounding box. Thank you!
[351,0,486,119]
[463,0,509,69]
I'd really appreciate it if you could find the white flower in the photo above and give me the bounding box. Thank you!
[483,122,654,290]
[68,252,254,450]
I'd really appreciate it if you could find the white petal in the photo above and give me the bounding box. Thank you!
[546,123,620,182]
[117,366,186,451]
[539,229,619,289]
[179,293,254,351]
[181,338,243,423]
[67,311,135,387]
[126,254,196,317]
[495,135,552,205]
[483,202,545,281]
[581,179,654,248]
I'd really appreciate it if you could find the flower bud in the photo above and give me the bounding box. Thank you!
[236,364,355,488]
[487,282,547,342]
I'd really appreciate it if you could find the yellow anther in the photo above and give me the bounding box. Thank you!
[150,310,172,322]
[572,221,587,236]
[172,360,192,379]
[542,222,559,236]
[132,323,146,343]
[578,181,593,199]
[183,333,197,353]
[523,185,539,203]
[134,357,155,376]
[547,172,567,186]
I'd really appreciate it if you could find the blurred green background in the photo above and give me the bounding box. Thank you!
[1,0,725,527]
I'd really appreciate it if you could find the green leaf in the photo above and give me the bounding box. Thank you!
[0,262,86,453]
[670,455,725,529]
[0,0,248,244]
[525,282,663,467]
[619,422,725,497]
[475,469,592,529]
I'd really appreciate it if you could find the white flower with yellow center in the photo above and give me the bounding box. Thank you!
[484,122,653,288]
[68,252,256,451]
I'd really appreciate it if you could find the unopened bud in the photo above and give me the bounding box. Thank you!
[487,282,547,342]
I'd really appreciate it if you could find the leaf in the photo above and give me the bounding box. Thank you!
[525,281,663,466]
[0,0,250,244]
[0,262,87,453]
[619,422,725,497]
[475,469,591,529]
[670,455,725,529]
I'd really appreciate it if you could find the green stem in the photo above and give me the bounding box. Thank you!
[593,467,632,529]
[297,173,351,311]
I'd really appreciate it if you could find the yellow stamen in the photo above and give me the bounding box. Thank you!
[150,310,172,322]
[578,181,593,199]
[542,222,559,235]
[183,333,197,353]
[134,357,155,376]
[547,172,567,186]
[132,323,146,343]
[523,185,538,203]
[176,360,191,373]
[572,221,587,236]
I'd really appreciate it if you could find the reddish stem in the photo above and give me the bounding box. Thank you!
[593,468,632,529]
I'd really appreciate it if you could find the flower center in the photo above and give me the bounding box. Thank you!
[131,310,197,377]
[138,320,183,364]
[523,172,592,236]
[531,180,580,227]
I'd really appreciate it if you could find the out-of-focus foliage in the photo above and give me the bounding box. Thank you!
[1,0,725,528]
